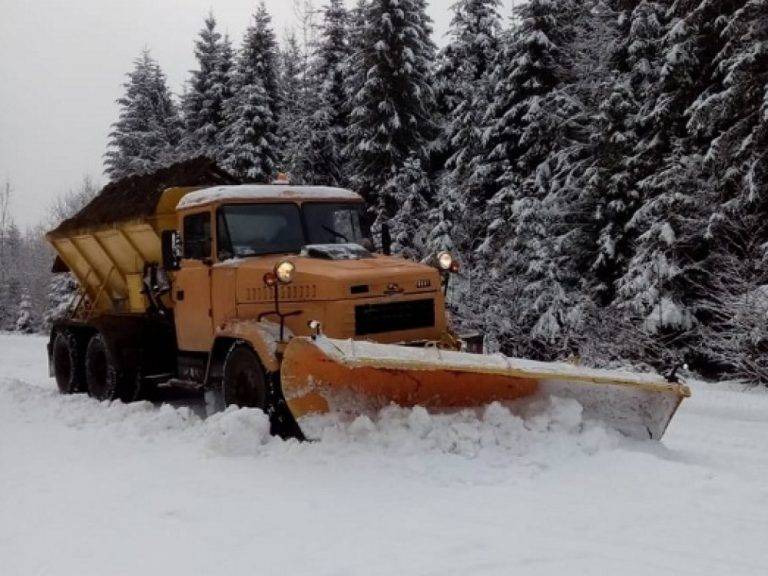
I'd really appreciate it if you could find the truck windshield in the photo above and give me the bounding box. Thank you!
[218,204,304,258]
[304,203,366,245]
[217,202,367,259]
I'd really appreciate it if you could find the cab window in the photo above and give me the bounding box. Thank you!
[218,204,304,257]
[183,212,211,260]
[304,203,366,245]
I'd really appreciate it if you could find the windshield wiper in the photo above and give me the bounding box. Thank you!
[321,224,349,243]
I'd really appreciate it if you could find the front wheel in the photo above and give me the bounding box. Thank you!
[213,342,304,440]
[222,343,269,411]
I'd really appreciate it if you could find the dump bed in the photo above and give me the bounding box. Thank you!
[47,158,237,314]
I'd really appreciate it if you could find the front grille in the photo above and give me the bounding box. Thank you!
[355,299,435,335]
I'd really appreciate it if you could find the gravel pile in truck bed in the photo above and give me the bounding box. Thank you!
[50,157,238,236]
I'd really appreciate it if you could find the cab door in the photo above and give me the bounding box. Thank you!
[174,211,214,352]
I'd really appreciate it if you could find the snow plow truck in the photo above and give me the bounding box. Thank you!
[46,159,690,440]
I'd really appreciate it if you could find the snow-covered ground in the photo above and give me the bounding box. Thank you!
[1,333,767,576]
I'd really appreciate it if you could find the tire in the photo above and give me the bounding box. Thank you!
[221,342,269,411]
[52,331,86,394]
[85,333,138,402]
[216,342,305,440]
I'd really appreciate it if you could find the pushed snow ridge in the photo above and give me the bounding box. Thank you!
[0,378,620,468]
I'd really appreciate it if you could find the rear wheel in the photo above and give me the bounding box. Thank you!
[85,333,138,402]
[52,331,86,394]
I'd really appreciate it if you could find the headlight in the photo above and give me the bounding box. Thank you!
[437,251,454,272]
[275,261,296,284]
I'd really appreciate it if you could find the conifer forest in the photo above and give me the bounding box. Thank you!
[2,0,767,383]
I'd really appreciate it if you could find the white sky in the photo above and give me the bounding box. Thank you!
[0,0,515,228]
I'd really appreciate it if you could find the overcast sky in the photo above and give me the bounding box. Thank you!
[0,0,514,228]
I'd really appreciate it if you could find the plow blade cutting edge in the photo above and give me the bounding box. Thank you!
[280,337,691,440]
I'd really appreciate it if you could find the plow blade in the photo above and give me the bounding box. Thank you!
[280,337,691,440]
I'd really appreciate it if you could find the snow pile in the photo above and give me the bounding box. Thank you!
[203,406,272,456]
[300,397,620,462]
[0,377,619,466]
[0,379,199,437]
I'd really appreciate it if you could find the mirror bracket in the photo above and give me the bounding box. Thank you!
[161,230,181,271]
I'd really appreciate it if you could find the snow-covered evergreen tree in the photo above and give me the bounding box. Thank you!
[475,1,575,254]
[15,292,32,333]
[429,0,502,259]
[0,223,21,331]
[616,0,746,343]
[278,32,311,180]
[471,0,592,356]
[345,0,437,220]
[105,50,183,180]
[301,0,353,186]
[0,181,12,328]
[696,204,768,383]
[221,2,281,182]
[181,13,233,161]
[584,0,668,304]
[688,0,767,217]
[388,155,432,260]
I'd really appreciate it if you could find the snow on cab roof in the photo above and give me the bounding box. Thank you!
[177,184,362,209]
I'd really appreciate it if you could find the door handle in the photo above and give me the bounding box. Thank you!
[176,290,185,301]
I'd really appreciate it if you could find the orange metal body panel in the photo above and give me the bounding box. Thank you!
[170,195,447,354]
[174,260,214,352]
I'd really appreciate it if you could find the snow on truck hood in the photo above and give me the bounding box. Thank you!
[300,244,374,261]
[177,184,362,209]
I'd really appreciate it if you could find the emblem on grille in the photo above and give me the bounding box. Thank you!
[384,282,405,296]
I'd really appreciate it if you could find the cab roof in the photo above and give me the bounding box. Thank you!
[177,184,363,210]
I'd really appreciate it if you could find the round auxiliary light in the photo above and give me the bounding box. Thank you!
[437,251,454,272]
[275,260,296,284]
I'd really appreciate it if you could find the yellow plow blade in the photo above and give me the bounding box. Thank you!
[280,337,691,440]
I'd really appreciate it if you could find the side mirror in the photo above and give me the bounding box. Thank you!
[381,222,392,256]
[161,230,181,271]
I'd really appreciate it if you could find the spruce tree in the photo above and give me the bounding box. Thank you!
[616,0,746,342]
[304,0,353,186]
[475,0,573,254]
[474,0,592,357]
[429,0,501,259]
[182,13,232,160]
[388,155,432,260]
[221,2,281,182]
[0,223,21,330]
[15,292,32,333]
[105,50,183,180]
[688,0,767,215]
[584,0,668,305]
[278,32,310,180]
[345,0,437,222]
[684,0,766,366]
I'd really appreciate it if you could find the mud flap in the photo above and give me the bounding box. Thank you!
[280,337,691,440]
